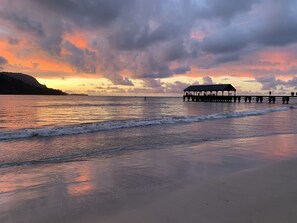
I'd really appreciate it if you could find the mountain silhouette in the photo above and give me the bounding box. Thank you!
[0,72,67,95]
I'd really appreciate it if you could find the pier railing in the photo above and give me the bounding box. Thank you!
[183,95,296,104]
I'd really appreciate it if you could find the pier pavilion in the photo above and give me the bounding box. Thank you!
[184,84,236,96]
[183,84,237,102]
[183,84,293,104]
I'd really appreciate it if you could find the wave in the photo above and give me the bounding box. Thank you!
[0,147,125,168]
[33,102,138,108]
[0,106,296,141]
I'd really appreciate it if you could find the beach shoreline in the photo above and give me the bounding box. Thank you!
[1,133,297,222]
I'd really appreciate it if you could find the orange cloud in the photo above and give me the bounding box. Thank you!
[65,32,88,49]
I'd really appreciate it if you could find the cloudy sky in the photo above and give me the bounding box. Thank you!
[0,0,297,95]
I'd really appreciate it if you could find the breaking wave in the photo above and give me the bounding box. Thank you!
[0,106,296,141]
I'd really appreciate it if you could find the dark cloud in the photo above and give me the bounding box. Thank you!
[110,22,182,51]
[0,56,8,65]
[255,75,297,91]
[142,79,163,88]
[8,38,19,45]
[253,0,297,47]
[201,26,251,54]
[255,75,286,90]
[141,79,193,94]
[204,52,241,68]
[164,81,191,94]
[0,56,8,70]
[32,0,133,28]
[63,41,97,74]
[1,0,297,85]
[0,11,45,37]
[172,66,191,74]
[196,0,259,21]
[107,73,134,86]
[200,0,297,62]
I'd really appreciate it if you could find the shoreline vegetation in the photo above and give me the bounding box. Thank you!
[0,72,67,95]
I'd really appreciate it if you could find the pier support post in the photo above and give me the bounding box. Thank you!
[233,96,237,103]
[283,96,290,104]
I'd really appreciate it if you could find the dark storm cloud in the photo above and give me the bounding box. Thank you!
[172,66,191,74]
[1,0,297,84]
[196,0,259,21]
[252,0,297,47]
[32,0,134,27]
[110,22,181,51]
[63,41,97,74]
[201,27,251,54]
[0,11,45,37]
[213,52,241,66]
[198,0,297,71]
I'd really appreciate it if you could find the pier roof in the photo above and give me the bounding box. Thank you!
[184,84,236,92]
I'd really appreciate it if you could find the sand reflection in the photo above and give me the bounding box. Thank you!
[65,164,94,197]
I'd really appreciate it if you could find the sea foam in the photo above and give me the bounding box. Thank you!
[0,106,295,141]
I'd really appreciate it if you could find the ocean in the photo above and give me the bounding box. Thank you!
[1,95,297,222]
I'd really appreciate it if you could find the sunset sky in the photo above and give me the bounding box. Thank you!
[1,0,297,95]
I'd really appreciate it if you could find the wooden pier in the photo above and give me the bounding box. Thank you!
[183,84,296,104]
[183,95,295,104]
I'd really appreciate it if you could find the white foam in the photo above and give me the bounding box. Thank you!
[0,106,295,141]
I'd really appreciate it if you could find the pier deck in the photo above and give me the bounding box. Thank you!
[183,95,297,104]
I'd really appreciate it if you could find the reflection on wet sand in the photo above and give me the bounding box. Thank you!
[1,134,297,222]
[65,164,94,197]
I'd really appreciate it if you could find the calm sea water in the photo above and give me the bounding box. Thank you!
[0,95,297,168]
[1,95,297,222]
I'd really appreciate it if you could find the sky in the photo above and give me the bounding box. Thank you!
[0,0,297,95]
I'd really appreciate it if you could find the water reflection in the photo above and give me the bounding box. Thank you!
[1,134,297,222]
[65,164,94,197]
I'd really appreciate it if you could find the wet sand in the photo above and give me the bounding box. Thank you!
[105,158,297,223]
[1,134,297,223]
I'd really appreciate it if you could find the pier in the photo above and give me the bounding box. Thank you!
[183,95,295,104]
[183,84,296,104]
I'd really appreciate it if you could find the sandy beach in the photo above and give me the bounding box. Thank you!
[105,158,297,223]
[1,133,297,223]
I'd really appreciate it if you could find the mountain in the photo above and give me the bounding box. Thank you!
[0,72,67,95]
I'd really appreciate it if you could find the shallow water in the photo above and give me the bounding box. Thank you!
[1,95,297,167]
